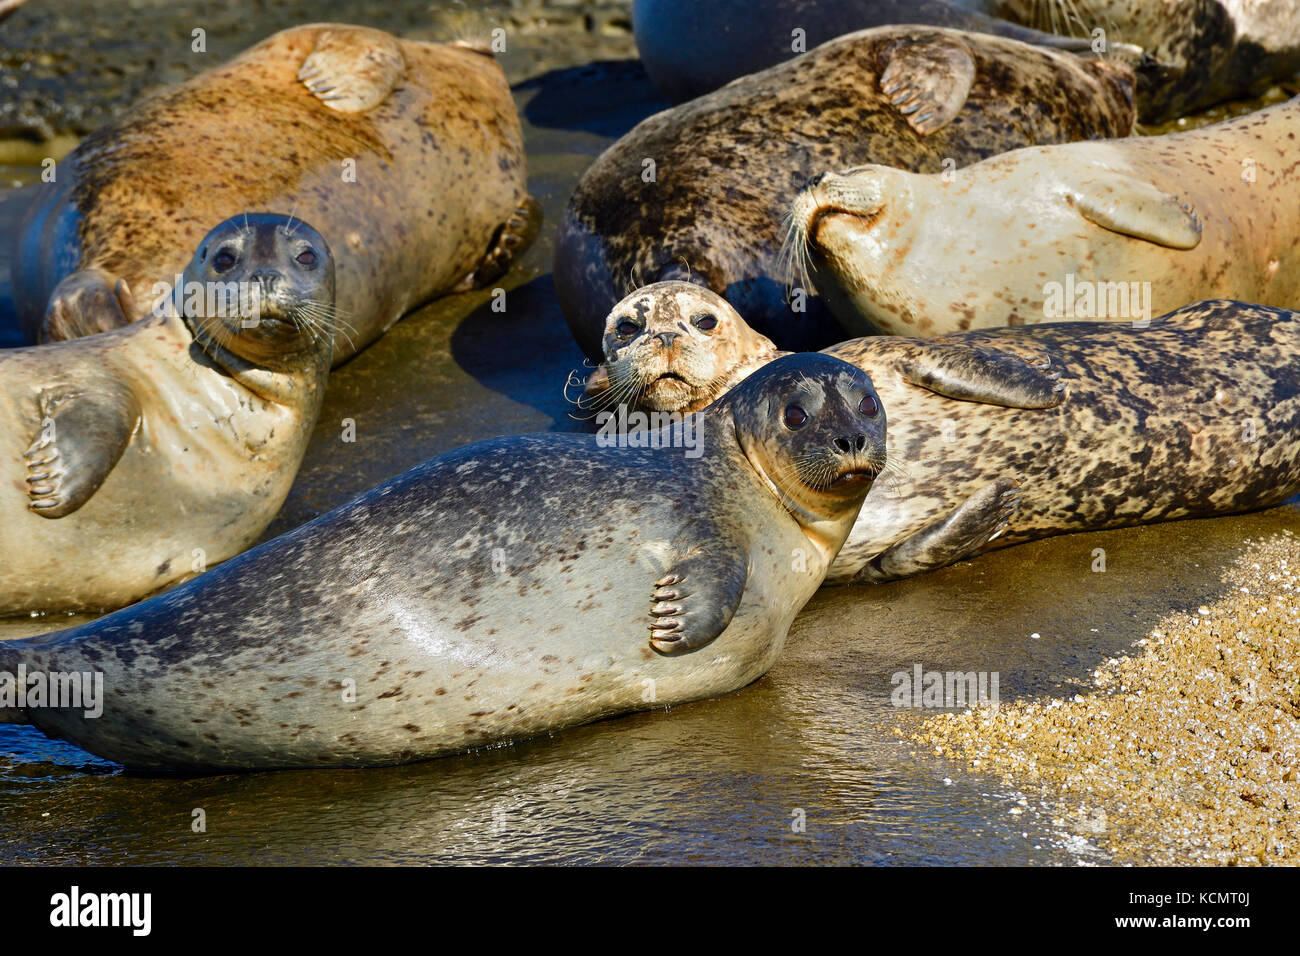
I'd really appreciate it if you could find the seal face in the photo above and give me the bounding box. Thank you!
[584,281,782,415]
[12,24,540,365]
[554,25,1136,362]
[583,284,1300,584]
[0,213,336,614]
[0,353,884,771]
[791,96,1300,338]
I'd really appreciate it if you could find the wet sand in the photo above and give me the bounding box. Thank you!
[916,534,1300,866]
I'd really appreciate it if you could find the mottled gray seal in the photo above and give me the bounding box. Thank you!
[554,25,1136,362]
[985,0,1300,123]
[631,0,1126,103]
[0,213,335,615]
[791,95,1300,337]
[12,23,538,364]
[582,283,1300,584]
[0,354,886,771]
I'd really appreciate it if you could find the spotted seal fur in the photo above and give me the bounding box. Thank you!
[12,23,539,364]
[985,0,1300,123]
[0,354,886,771]
[583,283,1300,583]
[791,95,1300,338]
[0,213,335,615]
[631,0,1126,103]
[554,25,1136,362]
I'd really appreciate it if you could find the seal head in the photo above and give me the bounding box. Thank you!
[181,213,337,374]
[586,281,782,415]
[722,352,886,552]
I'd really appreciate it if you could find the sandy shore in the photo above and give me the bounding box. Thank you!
[916,533,1300,865]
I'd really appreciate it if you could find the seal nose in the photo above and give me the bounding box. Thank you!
[833,435,870,454]
[655,331,679,347]
[250,270,281,293]
[803,171,830,191]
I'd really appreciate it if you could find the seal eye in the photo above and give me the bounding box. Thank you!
[784,405,808,429]
[858,394,879,416]
[295,248,317,267]
[693,312,718,331]
[615,319,640,338]
[213,248,237,272]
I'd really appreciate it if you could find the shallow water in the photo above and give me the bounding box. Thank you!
[2,2,1298,865]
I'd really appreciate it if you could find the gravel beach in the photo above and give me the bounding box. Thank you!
[917,534,1300,865]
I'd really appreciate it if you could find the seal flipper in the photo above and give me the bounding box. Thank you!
[897,344,1067,409]
[298,28,406,113]
[648,528,748,654]
[856,478,1021,583]
[456,197,544,291]
[23,383,142,518]
[39,270,137,342]
[1070,175,1203,249]
[877,36,976,136]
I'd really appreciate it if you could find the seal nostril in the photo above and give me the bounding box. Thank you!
[833,437,851,453]
[854,435,868,453]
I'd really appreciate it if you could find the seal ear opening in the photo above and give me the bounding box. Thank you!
[1070,176,1204,250]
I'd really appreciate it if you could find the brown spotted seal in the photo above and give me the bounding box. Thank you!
[983,0,1300,122]
[791,95,1300,338]
[12,23,538,363]
[0,213,335,615]
[631,0,1127,103]
[0,354,885,771]
[582,283,1300,584]
[554,25,1136,362]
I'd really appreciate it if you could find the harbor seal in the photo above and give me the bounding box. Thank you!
[791,95,1300,338]
[0,354,886,771]
[0,212,335,615]
[554,25,1136,362]
[581,283,1300,584]
[982,0,1300,123]
[12,23,539,364]
[631,0,1120,103]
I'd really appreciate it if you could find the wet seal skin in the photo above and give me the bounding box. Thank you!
[553,25,1136,363]
[0,213,335,615]
[12,23,540,365]
[631,0,1131,103]
[792,95,1300,338]
[0,354,885,772]
[985,0,1300,123]
[583,283,1300,584]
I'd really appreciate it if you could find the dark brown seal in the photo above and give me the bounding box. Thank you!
[554,25,1136,362]
[631,0,1122,102]
[988,0,1300,123]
